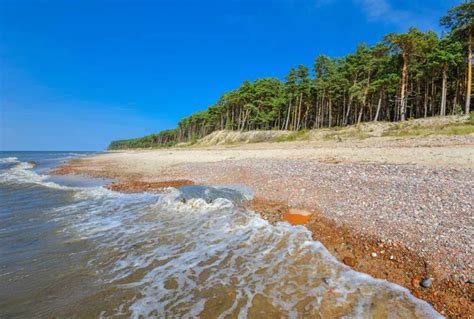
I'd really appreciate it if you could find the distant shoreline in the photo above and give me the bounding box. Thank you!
[53,133,474,318]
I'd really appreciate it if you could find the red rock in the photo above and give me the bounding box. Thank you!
[282,208,312,225]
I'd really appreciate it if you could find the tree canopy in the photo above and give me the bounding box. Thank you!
[109,2,473,150]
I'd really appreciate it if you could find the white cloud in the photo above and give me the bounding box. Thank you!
[312,0,437,31]
[354,0,435,31]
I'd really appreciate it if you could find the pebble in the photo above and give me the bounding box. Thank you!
[371,252,377,258]
[343,256,356,267]
[282,208,312,225]
[420,277,432,288]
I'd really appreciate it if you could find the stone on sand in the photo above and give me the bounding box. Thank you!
[282,208,312,225]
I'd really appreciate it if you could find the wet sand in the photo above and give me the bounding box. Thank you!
[54,135,474,318]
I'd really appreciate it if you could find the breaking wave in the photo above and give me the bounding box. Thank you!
[0,156,19,163]
[0,160,71,190]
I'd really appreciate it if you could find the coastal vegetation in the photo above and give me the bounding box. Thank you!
[109,2,473,150]
[175,115,472,146]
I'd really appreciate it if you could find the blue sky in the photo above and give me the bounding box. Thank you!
[0,0,459,150]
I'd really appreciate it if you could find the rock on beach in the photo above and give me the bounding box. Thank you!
[282,208,312,225]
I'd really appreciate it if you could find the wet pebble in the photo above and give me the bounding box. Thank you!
[343,256,356,267]
[420,277,432,288]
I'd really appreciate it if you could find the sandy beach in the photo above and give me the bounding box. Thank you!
[54,134,474,318]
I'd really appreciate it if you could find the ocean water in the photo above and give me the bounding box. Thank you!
[0,151,442,318]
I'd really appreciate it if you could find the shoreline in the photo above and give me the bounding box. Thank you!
[249,198,472,318]
[53,137,474,318]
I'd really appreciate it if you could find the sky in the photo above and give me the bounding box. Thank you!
[0,0,460,150]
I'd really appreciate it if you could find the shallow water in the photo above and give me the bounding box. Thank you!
[0,152,442,318]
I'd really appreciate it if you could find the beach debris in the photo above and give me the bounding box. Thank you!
[420,277,433,288]
[282,208,312,225]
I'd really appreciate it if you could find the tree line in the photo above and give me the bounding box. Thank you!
[109,2,473,150]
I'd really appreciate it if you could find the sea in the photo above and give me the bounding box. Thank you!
[0,151,442,318]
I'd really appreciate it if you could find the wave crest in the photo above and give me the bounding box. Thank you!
[0,156,19,163]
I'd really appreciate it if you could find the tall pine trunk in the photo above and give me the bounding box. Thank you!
[343,77,358,126]
[466,25,472,114]
[328,97,332,128]
[296,92,303,130]
[284,97,292,130]
[441,63,448,116]
[424,79,429,118]
[400,54,408,121]
[374,90,383,122]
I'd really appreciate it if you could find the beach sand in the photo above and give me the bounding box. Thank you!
[54,135,474,318]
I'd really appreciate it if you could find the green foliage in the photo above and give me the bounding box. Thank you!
[108,129,178,149]
[108,3,473,150]
[440,1,474,36]
[429,37,463,69]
